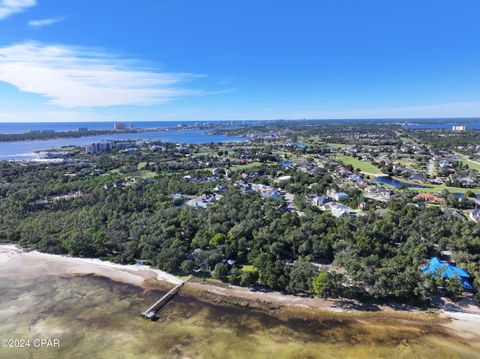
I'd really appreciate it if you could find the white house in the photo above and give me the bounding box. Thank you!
[311,195,330,207]
[186,194,221,208]
[470,208,480,222]
[322,202,350,217]
[326,189,349,201]
[364,185,394,202]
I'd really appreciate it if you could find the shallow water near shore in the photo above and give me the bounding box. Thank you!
[0,258,479,358]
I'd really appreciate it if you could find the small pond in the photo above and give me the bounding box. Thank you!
[375,176,427,188]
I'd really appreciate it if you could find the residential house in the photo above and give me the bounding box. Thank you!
[364,185,395,202]
[354,181,368,189]
[347,174,363,183]
[277,175,292,182]
[422,257,473,290]
[470,208,480,222]
[460,177,476,187]
[186,194,221,208]
[409,172,427,183]
[311,195,330,207]
[172,193,189,200]
[413,193,447,205]
[326,189,349,201]
[323,202,350,217]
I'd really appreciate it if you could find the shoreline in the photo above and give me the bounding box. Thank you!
[1,244,479,340]
[0,244,182,286]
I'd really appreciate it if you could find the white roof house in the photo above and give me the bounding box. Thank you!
[186,194,221,208]
[326,189,349,201]
[470,208,480,222]
[322,202,350,217]
[311,195,330,207]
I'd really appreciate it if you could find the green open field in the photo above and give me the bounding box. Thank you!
[230,162,275,171]
[461,158,480,172]
[137,170,157,179]
[297,135,351,148]
[102,168,157,180]
[395,158,415,169]
[332,155,383,174]
[452,152,480,172]
[241,264,257,272]
[327,143,351,148]
[412,184,480,194]
[188,151,217,158]
[399,136,416,144]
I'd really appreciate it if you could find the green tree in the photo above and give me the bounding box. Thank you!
[240,270,259,287]
[474,277,480,303]
[312,272,331,298]
[287,259,317,293]
[212,263,229,280]
[180,259,195,275]
[443,277,463,301]
[209,233,226,247]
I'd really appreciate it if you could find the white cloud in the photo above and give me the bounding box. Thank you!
[0,110,114,122]
[0,0,36,20]
[0,42,203,108]
[28,16,64,27]
[0,108,206,122]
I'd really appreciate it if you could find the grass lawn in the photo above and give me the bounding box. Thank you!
[327,143,351,148]
[102,168,157,180]
[230,162,275,171]
[241,264,257,272]
[137,162,147,170]
[101,168,122,177]
[399,136,416,144]
[411,185,480,194]
[333,155,383,174]
[137,170,157,179]
[272,149,293,156]
[461,158,480,172]
[188,151,217,158]
[453,152,480,172]
[394,158,416,169]
[218,145,259,151]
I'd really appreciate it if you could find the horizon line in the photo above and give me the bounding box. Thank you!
[1,116,480,124]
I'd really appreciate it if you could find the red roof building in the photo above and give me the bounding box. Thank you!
[413,193,447,204]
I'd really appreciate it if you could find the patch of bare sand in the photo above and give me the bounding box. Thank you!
[441,311,480,340]
[0,245,181,287]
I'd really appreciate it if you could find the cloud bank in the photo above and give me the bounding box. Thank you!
[0,0,36,20]
[0,42,202,107]
[28,16,64,27]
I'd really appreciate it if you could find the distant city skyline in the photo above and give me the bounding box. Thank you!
[1,0,480,122]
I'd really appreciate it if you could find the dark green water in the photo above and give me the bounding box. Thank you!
[0,269,479,358]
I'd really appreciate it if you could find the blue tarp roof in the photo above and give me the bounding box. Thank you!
[280,161,292,168]
[422,257,473,290]
[271,192,281,200]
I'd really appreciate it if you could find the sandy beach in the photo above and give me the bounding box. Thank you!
[1,244,479,342]
[0,244,182,286]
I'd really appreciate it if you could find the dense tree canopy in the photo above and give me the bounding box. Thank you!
[0,152,479,305]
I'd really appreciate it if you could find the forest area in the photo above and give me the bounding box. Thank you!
[1,157,479,305]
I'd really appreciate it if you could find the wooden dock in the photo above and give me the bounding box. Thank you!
[141,282,184,320]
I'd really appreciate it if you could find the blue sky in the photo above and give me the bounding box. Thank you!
[1,0,480,122]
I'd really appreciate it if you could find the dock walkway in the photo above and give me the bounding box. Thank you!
[141,281,184,320]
